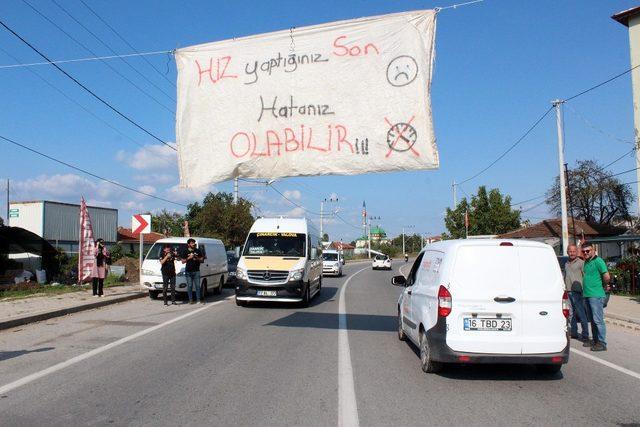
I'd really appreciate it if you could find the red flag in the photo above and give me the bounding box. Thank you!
[78,197,96,283]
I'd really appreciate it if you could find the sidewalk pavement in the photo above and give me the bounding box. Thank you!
[606,294,640,330]
[0,284,145,331]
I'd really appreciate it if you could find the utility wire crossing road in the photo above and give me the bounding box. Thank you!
[0,261,639,426]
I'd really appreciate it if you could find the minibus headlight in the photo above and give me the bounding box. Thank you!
[289,268,304,281]
[236,267,247,280]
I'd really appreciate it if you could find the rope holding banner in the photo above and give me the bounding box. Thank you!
[435,0,484,13]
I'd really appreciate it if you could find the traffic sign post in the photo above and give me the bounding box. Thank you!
[132,214,151,284]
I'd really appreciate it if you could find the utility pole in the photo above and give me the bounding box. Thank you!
[5,178,8,225]
[402,225,414,255]
[320,196,338,243]
[553,99,570,255]
[452,180,457,208]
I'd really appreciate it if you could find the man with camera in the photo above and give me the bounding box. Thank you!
[159,243,177,305]
[181,238,205,304]
[91,238,110,297]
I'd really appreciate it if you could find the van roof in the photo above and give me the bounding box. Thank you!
[250,217,308,234]
[153,237,224,245]
[424,238,551,252]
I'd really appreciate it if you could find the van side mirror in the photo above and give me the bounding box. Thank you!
[391,275,406,287]
[341,258,345,265]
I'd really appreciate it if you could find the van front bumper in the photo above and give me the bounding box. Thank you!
[234,278,305,302]
[426,317,570,365]
[141,276,190,293]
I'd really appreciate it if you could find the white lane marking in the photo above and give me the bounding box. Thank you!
[570,348,640,380]
[338,266,369,427]
[0,296,234,395]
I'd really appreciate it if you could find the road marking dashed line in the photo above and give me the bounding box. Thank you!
[0,296,234,395]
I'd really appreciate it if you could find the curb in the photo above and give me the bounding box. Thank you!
[0,292,146,331]
[605,311,640,326]
[605,316,640,332]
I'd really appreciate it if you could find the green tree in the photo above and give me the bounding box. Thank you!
[444,186,521,239]
[186,192,254,247]
[545,160,633,225]
[152,209,185,237]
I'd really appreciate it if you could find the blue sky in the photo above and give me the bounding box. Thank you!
[1,0,638,242]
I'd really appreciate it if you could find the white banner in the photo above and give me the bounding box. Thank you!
[176,10,439,187]
[78,197,95,283]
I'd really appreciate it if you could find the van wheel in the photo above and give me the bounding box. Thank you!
[149,290,159,300]
[398,309,407,341]
[301,285,310,307]
[420,329,442,373]
[201,280,208,298]
[214,277,223,295]
[536,364,562,375]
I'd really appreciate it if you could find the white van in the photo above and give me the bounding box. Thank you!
[141,237,228,299]
[393,239,569,374]
[322,249,343,276]
[234,217,322,306]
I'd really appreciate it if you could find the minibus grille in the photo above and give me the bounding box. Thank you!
[247,270,290,282]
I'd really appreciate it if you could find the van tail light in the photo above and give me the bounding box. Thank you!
[562,291,570,318]
[438,285,452,317]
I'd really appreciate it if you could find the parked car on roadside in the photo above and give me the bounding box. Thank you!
[392,239,569,375]
[372,254,392,270]
[141,237,228,300]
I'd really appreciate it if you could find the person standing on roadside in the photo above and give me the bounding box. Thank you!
[181,238,205,304]
[159,244,177,306]
[581,242,610,351]
[564,245,589,342]
[91,238,110,297]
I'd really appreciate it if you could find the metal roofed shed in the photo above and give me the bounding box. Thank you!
[8,200,118,254]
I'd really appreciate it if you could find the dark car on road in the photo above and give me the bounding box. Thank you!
[226,252,239,286]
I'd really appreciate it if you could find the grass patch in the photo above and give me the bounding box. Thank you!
[0,275,130,301]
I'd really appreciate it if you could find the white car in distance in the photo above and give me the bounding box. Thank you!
[372,254,392,270]
[322,250,343,276]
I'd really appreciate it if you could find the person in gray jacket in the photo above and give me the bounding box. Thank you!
[565,244,589,342]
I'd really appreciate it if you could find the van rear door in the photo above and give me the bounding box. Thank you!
[447,244,523,354]
[517,244,567,354]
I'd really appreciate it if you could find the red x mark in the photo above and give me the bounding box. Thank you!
[384,115,420,158]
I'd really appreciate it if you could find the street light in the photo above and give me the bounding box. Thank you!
[402,225,415,256]
[368,215,381,258]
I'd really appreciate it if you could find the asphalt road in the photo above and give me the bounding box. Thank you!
[1,260,639,426]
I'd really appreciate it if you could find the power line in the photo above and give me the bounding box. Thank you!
[510,194,546,207]
[334,212,362,230]
[0,134,187,207]
[268,184,322,215]
[20,0,175,114]
[602,148,635,170]
[48,0,176,103]
[0,18,176,151]
[565,104,633,145]
[77,0,176,89]
[520,199,547,213]
[0,50,172,69]
[0,46,145,148]
[458,106,554,185]
[435,0,484,12]
[565,63,640,102]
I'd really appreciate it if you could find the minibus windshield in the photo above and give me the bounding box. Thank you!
[243,232,306,257]
[146,243,188,260]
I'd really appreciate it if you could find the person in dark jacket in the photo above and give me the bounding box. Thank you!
[159,244,177,305]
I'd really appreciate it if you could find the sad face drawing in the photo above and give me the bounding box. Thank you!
[386,55,419,87]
